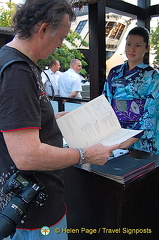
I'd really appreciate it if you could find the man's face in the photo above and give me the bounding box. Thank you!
[55,61,61,71]
[73,61,82,74]
[40,14,71,60]
[51,61,61,73]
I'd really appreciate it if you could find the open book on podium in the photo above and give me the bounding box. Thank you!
[57,95,143,148]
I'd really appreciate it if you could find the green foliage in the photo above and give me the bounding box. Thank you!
[65,29,89,49]
[0,3,16,27]
[38,30,89,76]
[150,21,159,68]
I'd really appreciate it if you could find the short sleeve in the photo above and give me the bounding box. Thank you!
[72,76,82,92]
[0,62,41,131]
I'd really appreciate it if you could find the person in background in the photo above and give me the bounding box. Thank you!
[41,59,62,98]
[0,0,120,239]
[58,59,83,99]
[103,26,159,154]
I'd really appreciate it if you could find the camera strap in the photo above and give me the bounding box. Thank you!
[42,70,55,99]
[0,59,27,78]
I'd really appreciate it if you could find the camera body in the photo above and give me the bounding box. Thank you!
[0,172,48,239]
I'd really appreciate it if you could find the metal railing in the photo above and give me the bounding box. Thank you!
[53,96,90,112]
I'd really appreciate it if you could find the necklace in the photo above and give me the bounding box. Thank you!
[7,42,37,63]
[7,42,25,55]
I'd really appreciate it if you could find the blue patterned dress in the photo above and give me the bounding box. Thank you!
[103,62,159,154]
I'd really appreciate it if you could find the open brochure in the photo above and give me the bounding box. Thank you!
[57,95,142,148]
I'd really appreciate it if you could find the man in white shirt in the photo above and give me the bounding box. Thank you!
[41,59,62,97]
[58,59,82,99]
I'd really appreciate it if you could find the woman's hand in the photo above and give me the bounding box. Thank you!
[55,111,69,119]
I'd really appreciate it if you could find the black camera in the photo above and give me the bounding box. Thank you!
[0,172,48,239]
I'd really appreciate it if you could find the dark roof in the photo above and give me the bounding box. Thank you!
[68,0,103,8]
[0,27,13,37]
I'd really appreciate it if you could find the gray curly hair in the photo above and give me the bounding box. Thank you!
[13,0,76,39]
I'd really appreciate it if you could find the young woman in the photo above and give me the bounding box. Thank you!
[0,1,120,239]
[103,26,159,154]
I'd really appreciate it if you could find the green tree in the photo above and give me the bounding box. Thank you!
[150,21,159,68]
[38,30,89,75]
[0,2,16,27]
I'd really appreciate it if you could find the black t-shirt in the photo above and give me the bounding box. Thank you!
[0,46,66,229]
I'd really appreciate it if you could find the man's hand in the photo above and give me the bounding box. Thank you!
[85,143,121,166]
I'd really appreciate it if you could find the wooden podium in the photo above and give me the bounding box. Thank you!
[63,150,159,240]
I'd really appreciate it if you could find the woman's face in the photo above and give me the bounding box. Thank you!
[125,34,149,67]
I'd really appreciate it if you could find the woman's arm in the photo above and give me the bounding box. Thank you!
[119,137,139,149]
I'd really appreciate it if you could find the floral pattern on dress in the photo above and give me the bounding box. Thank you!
[103,62,159,154]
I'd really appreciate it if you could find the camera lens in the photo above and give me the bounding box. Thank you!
[0,172,47,239]
[0,214,16,239]
[0,196,28,239]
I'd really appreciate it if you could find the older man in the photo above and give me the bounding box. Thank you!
[58,59,83,98]
[0,0,120,239]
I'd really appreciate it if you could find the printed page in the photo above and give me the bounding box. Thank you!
[57,95,142,148]
[99,128,142,146]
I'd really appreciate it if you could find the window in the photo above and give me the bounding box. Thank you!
[109,22,125,40]
[105,22,114,37]
[75,20,87,34]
